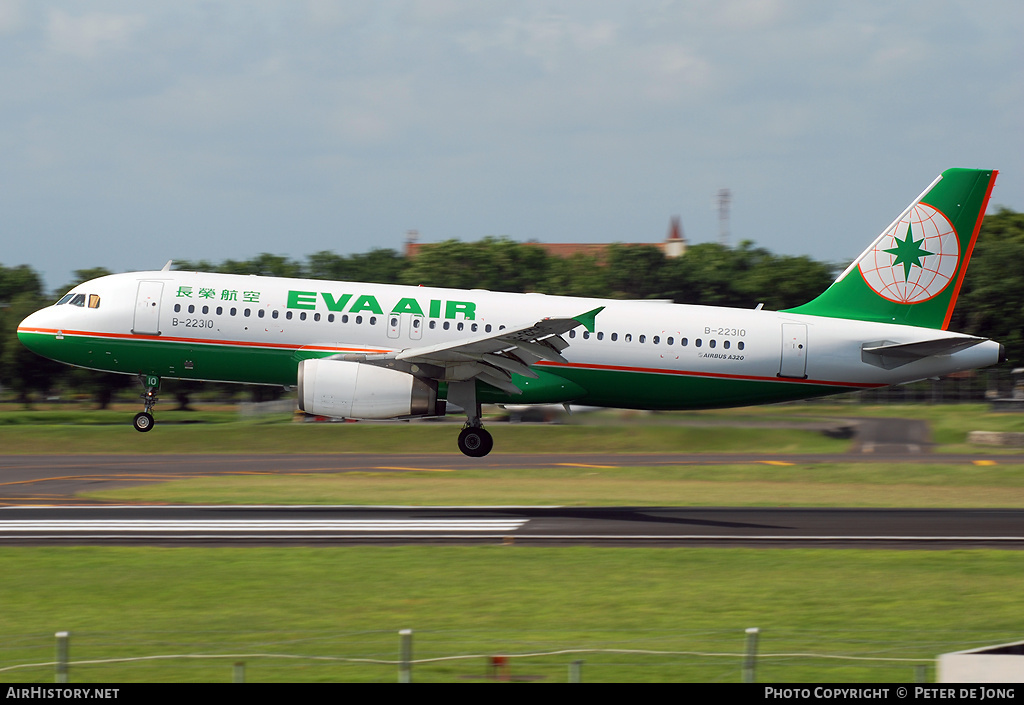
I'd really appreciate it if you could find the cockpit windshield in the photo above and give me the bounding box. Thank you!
[54,293,99,308]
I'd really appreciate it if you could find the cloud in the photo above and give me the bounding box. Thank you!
[46,8,145,58]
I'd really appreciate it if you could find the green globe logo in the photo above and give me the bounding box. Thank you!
[858,203,959,304]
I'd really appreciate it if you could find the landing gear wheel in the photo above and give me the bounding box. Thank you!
[133,412,155,433]
[458,427,493,457]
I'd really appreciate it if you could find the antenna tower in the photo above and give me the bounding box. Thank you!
[717,188,731,247]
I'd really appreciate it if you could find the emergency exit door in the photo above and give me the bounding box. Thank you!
[778,323,807,378]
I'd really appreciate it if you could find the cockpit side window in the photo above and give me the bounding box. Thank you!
[69,294,86,307]
[88,294,101,309]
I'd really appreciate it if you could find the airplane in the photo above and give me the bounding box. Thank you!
[18,168,1002,457]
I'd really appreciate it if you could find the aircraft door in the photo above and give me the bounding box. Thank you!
[778,323,808,378]
[133,281,164,335]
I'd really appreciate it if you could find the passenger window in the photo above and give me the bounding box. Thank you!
[597,332,604,340]
[314,313,321,322]
[390,317,398,327]
[738,341,745,351]
[471,323,478,332]
[370,316,377,325]
[356,316,363,324]
[429,320,436,329]
[457,322,464,331]
[202,305,209,314]
[230,307,237,316]
[667,337,674,345]
[569,330,576,339]
[583,331,590,339]
[724,340,730,349]
[300,312,306,321]
[681,338,688,346]
[272,310,279,319]
[709,339,716,348]
[624,334,632,343]
[244,309,251,317]
[342,315,349,323]
[443,321,450,330]
[695,339,702,347]
[653,336,660,344]
[485,324,492,333]
[286,311,293,320]
[639,335,646,343]
[174,303,181,313]
[611,333,618,341]
[328,314,335,322]
[216,306,223,315]
[188,304,195,314]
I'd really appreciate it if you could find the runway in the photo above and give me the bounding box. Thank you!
[2,454,1022,548]
[2,505,1023,548]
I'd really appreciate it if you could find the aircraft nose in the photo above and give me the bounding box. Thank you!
[17,308,59,356]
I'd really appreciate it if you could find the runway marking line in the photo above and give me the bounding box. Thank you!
[973,460,998,466]
[372,466,455,472]
[760,461,795,466]
[555,463,618,469]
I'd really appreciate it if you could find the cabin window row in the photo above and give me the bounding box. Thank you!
[568,329,745,351]
[172,303,499,332]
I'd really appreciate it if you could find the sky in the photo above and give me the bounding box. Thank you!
[1,0,1021,293]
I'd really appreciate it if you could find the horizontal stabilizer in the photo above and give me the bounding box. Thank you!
[861,336,986,370]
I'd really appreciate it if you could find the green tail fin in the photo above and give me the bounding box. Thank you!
[783,168,998,330]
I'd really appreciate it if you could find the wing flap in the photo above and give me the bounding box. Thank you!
[375,306,603,391]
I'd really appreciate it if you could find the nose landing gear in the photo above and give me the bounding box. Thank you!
[133,375,160,433]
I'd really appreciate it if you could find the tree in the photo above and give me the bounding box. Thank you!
[400,237,551,292]
[950,209,1024,365]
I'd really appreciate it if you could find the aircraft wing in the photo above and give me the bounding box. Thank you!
[337,306,603,395]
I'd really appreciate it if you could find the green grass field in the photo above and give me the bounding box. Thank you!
[2,401,1024,455]
[2,547,1022,683]
[83,462,1024,507]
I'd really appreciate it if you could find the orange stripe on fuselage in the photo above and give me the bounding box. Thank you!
[16,326,390,355]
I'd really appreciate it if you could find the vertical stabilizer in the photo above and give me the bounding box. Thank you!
[783,168,997,329]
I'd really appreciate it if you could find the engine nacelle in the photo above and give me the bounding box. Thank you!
[297,359,442,419]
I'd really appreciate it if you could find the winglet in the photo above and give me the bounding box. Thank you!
[574,306,604,333]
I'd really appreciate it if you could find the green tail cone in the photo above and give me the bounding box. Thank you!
[783,168,998,330]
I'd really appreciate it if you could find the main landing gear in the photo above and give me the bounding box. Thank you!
[458,423,493,458]
[449,380,493,458]
[133,375,160,433]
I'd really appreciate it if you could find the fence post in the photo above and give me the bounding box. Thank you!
[743,627,759,683]
[399,629,413,683]
[55,631,69,684]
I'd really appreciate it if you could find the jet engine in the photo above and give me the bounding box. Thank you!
[297,359,443,419]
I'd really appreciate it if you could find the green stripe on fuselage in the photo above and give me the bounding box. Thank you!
[20,331,853,409]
